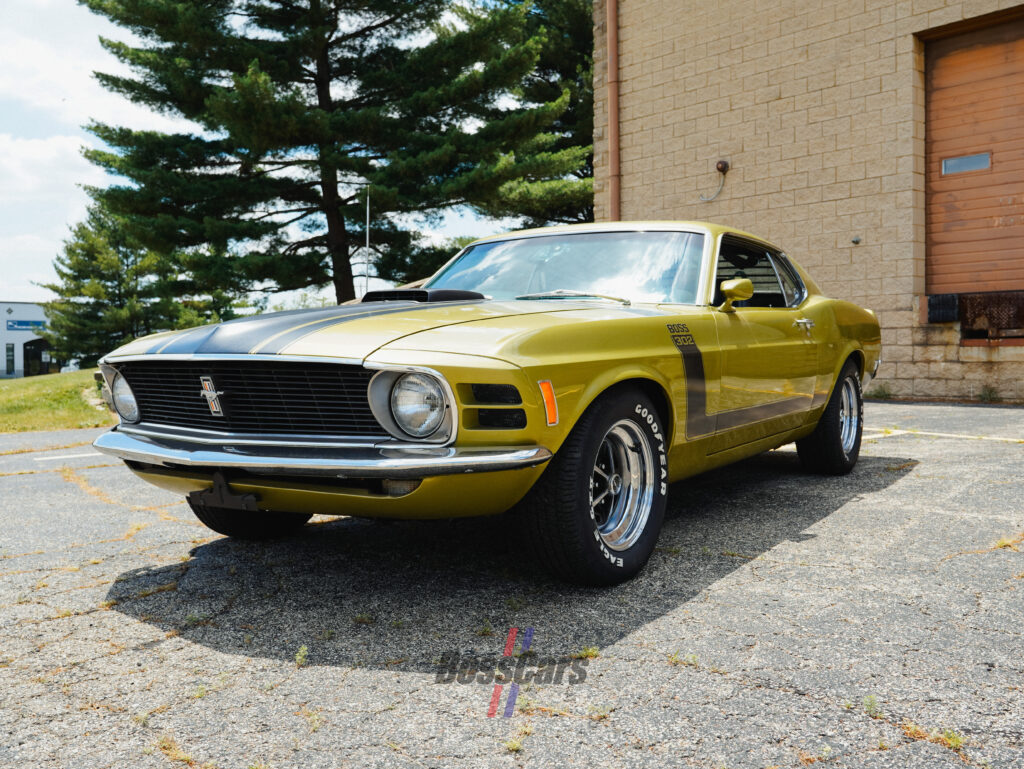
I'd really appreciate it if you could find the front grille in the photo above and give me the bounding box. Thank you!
[116,361,387,437]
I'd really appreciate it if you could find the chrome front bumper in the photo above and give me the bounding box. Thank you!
[93,428,553,479]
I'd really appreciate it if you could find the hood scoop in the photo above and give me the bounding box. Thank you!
[361,288,485,303]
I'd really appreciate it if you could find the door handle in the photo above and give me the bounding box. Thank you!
[793,317,815,329]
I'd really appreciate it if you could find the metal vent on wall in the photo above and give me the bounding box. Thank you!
[959,292,1024,339]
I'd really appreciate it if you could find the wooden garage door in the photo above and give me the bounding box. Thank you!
[926,20,1024,294]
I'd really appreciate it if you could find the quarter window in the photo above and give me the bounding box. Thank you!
[769,252,806,307]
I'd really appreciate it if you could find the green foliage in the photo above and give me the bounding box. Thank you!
[474,0,594,226]
[862,695,885,719]
[978,385,1001,403]
[864,381,893,400]
[373,236,473,285]
[81,0,570,301]
[40,207,236,367]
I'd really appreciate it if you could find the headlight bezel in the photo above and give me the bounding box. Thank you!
[110,371,141,423]
[367,366,455,444]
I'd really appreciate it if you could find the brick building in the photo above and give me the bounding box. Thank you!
[594,0,1024,400]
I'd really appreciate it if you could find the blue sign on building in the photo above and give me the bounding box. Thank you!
[6,320,46,332]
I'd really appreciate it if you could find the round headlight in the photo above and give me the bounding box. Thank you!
[390,373,446,438]
[111,373,140,423]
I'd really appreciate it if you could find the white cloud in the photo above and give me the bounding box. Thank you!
[0,0,500,308]
[0,133,103,204]
[0,133,108,302]
[0,0,194,306]
[0,234,63,302]
[0,0,194,133]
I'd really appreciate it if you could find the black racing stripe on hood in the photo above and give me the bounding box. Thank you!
[251,304,430,354]
[147,302,424,356]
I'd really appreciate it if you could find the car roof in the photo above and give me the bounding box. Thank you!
[467,221,784,253]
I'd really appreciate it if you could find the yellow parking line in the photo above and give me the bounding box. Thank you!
[864,428,1023,443]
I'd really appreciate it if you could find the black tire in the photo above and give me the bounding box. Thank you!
[797,359,863,475]
[187,499,312,540]
[516,387,668,585]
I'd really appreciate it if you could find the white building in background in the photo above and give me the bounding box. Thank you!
[1,302,57,378]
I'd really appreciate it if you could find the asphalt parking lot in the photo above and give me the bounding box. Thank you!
[1,402,1022,769]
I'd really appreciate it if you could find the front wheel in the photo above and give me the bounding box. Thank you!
[187,498,312,540]
[517,388,668,585]
[797,359,863,475]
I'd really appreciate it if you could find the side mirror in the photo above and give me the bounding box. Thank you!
[717,278,754,312]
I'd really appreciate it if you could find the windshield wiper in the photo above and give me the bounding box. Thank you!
[514,289,631,306]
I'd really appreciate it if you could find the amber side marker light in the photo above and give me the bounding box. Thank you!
[538,380,559,426]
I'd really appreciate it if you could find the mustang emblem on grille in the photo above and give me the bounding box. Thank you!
[199,376,225,416]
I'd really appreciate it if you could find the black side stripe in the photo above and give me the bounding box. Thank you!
[669,325,820,439]
[669,330,715,439]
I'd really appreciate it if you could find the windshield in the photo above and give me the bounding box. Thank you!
[424,231,706,304]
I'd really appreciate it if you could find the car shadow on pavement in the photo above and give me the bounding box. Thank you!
[106,450,917,670]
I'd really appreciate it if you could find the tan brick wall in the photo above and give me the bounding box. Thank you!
[594,0,1024,402]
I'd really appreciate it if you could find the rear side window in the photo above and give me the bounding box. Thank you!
[713,237,788,308]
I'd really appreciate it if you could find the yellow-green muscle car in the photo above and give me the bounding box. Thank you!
[94,222,881,585]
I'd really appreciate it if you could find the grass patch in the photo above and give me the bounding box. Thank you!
[0,369,115,432]
[865,382,893,400]
[994,533,1022,552]
[475,619,494,637]
[668,652,698,668]
[978,385,1001,403]
[571,646,599,660]
[862,695,885,719]
[901,721,966,753]
[156,735,194,766]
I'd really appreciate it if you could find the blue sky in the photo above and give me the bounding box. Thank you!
[0,0,500,303]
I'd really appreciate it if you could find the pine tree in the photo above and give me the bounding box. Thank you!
[82,0,566,302]
[40,207,236,367]
[473,0,594,226]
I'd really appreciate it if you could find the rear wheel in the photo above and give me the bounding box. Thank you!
[187,499,312,540]
[797,359,863,475]
[517,387,668,585]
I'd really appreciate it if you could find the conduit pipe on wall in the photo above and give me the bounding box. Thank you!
[606,0,620,221]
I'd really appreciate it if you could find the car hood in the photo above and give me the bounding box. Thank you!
[102,300,668,362]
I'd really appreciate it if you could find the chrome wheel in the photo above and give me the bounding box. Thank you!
[589,419,655,551]
[838,376,860,455]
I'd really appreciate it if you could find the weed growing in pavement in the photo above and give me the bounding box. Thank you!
[862,695,885,719]
[669,652,698,668]
[476,619,494,636]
